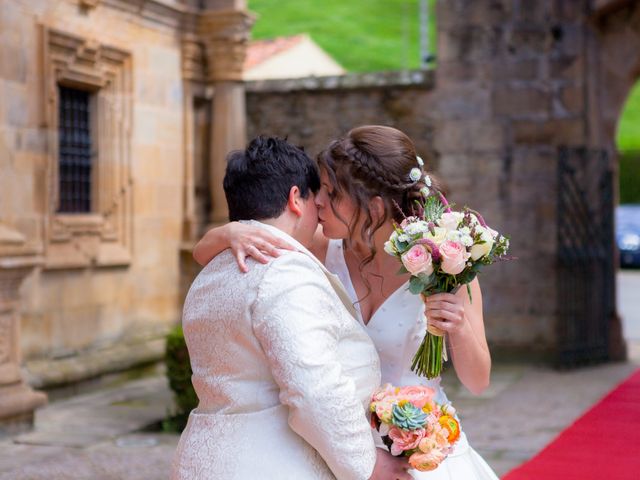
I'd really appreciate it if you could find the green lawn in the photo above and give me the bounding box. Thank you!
[248,0,436,72]
[617,81,640,203]
[617,80,640,153]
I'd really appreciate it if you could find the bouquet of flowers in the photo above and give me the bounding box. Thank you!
[384,166,510,379]
[370,384,460,472]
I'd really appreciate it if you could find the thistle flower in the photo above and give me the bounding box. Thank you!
[439,192,452,213]
[416,239,441,262]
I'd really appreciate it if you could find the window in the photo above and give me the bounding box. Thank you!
[57,86,94,213]
[43,27,132,268]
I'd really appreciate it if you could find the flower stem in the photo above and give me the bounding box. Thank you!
[411,332,443,379]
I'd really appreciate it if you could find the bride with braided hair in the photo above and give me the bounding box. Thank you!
[193,125,498,479]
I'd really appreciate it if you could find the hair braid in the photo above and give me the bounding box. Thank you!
[346,144,412,193]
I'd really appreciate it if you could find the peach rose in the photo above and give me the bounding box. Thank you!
[401,244,434,276]
[408,450,446,472]
[439,240,470,275]
[397,385,435,409]
[421,422,452,450]
[388,426,426,456]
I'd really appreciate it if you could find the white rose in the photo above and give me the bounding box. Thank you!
[438,212,463,231]
[470,242,493,260]
[423,226,447,245]
[470,228,495,260]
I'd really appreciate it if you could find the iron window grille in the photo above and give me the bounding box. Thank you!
[57,85,94,213]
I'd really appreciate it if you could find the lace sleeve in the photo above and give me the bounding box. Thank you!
[252,252,376,480]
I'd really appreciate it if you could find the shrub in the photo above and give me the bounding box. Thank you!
[163,324,197,432]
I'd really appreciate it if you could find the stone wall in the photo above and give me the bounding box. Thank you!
[431,0,590,353]
[247,70,439,166]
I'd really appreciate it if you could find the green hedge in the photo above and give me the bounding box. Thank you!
[620,151,640,204]
[163,325,197,432]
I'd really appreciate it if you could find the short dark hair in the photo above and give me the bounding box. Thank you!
[223,136,320,221]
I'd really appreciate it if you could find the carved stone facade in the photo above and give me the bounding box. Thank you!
[0,225,47,432]
[0,0,253,428]
[42,27,133,269]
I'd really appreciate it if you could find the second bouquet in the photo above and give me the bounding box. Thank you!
[383,171,510,379]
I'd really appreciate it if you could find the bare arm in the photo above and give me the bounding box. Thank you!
[192,222,295,271]
[424,278,491,395]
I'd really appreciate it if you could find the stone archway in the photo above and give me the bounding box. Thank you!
[590,0,640,145]
[591,0,640,360]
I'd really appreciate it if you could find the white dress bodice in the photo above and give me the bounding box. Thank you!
[324,240,499,480]
[325,240,450,405]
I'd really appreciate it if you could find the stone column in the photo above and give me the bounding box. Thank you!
[198,9,255,223]
[0,223,47,434]
[181,33,203,242]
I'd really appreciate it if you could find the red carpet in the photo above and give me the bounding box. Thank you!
[503,369,640,480]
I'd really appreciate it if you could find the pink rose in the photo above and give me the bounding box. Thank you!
[388,426,426,456]
[401,245,434,276]
[397,385,435,409]
[439,240,470,275]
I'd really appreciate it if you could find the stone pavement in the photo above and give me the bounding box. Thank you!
[0,374,179,480]
[1,354,639,479]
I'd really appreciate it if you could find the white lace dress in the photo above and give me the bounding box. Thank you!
[325,240,499,480]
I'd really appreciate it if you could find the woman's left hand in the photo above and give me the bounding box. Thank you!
[422,292,467,335]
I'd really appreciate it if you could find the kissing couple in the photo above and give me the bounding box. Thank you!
[172,126,498,479]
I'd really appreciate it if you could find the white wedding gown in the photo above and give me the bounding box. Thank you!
[325,240,499,479]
